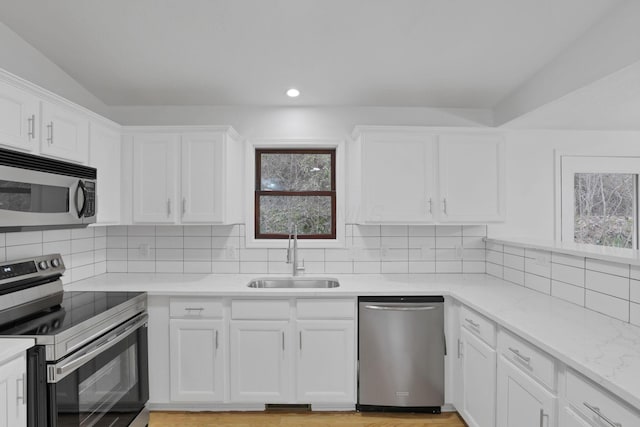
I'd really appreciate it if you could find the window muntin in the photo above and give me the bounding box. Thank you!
[255,149,336,239]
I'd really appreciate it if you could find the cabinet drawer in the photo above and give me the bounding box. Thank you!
[566,369,640,427]
[232,299,290,320]
[498,329,555,390]
[297,299,355,319]
[170,298,223,318]
[460,305,496,347]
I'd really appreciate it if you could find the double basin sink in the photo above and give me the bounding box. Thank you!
[247,277,340,289]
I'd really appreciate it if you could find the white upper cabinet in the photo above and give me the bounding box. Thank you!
[133,133,179,223]
[127,127,243,225]
[438,134,505,222]
[360,131,436,223]
[89,122,121,225]
[40,100,89,163]
[352,127,505,224]
[0,80,38,153]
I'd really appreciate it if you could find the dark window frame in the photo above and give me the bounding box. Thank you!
[255,148,337,239]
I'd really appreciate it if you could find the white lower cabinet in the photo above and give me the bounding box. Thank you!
[229,321,291,402]
[496,356,555,427]
[296,320,355,403]
[169,318,225,402]
[459,327,496,427]
[0,354,27,427]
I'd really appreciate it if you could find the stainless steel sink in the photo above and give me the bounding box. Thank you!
[247,277,340,288]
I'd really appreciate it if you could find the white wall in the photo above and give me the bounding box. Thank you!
[0,21,111,117]
[491,129,640,239]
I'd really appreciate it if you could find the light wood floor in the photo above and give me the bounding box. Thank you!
[149,411,468,427]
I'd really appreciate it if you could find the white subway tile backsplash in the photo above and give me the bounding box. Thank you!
[631,303,640,327]
[106,260,127,272]
[435,261,462,273]
[156,261,184,273]
[239,261,268,274]
[551,252,584,268]
[107,236,127,249]
[184,261,212,273]
[435,248,459,261]
[486,262,503,278]
[155,226,184,236]
[184,249,212,261]
[302,261,325,274]
[7,244,42,260]
[353,236,381,248]
[503,245,525,256]
[126,226,155,236]
[552,263,585,287]
[183,236,211,248]
[585,270,629,300]
[43,229,71,242]
[94,261,107,275]
[409,261,435,273]
[71,228,94,239]
[72,238,94,254]
[503,253,525,271]
[71,251,94,268]
[381,236,408,248]
[212,224,240,237]
[630,279,640,304]
[585,290,629,322]
[156,236,183,248]
[503,267,525,286]
[324,262,354,274]
[408,236,435,248]
[212,236,236,249]
[524,257,551,278]
[586,258,629,278]
[127,236,155,249]
[408,225,435,236]
[631,265,640,281]
[353,225,380,237]
[462,225,487,236]
[71,264,94,282]
[486,250,503,265]
[127,261,155,273]
[267,261,290,274]
[127,248,155,261]
[107,248,127,260]
[486,242,503,252]
[355,262,382,274]
[381,225,407,236]
[107,226,127,236]
[463,249,485,261]
[381,261,408,273]
[435,225,462,237]
[525,273,551,295]
[184,225,212,236]
[212,261,239,274]
[325,249,352,262]
[435,236,462,249]
[43,240,71,256]
[299,249,325,262]
[463,261,486,273]
[463,236,485,249]
[551,281,584,306]
[239,249,268,262]
[6,231,42,246]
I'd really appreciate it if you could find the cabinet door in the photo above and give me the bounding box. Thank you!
[560,406,593,427]
[497,356,555,427]
[362,134,435,223]
[181,133,224,223]
[40,101,89,163]
[460,327,496,427]
[169,319,225,402]
[438,134,505,222]
[230,321,290,402]
[90,123,121,224]
[132,134,179,223]
[296,320,355,403]
[0,81,38,152]
[0,355,27,427]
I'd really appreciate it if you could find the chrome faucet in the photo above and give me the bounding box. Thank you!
[286,225,305,276]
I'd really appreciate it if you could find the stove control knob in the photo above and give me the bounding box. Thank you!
[51,259,60,268]
[38,261,49,270]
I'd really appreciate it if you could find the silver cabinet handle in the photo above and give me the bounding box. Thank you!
[509,347,531,364]
[583,402,622,427]
[364,305,436,311]
[299,331,302,350]
[282,331,285,351]
[457,338,462,359]
[184,307,204,313]
[28,114,35,139]
[16,373,25,404]
[215,330,218,350]
[167,199,171,216]
[428,198,432,214]
[443,198,448,214]
[182,197,186,215]
[46,122,54,144]
[465,318,480,328]
[539,409,549,427]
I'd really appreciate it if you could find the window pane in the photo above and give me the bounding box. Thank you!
[574,173,635,248]
[260,153,332,191]
[259,195,332,235]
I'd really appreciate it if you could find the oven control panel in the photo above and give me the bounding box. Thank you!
[0,254,65,285]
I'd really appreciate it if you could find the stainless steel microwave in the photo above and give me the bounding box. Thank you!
[0,148,97,231]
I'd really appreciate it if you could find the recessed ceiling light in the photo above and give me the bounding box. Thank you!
[286,88,300,98]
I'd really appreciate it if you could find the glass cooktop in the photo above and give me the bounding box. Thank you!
[0,291,144,336]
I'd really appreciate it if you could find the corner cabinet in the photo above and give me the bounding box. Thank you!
[89,122,122,224]
[126,127,243,225]
[351,126,505,224]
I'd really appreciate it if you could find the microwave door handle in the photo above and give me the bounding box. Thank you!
[75,180,87,217]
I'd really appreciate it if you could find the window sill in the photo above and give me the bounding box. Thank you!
[485,237,640,267]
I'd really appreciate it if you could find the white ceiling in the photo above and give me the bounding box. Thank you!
[0,0,623,108]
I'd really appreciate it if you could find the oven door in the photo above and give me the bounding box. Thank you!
[47,314,149,427]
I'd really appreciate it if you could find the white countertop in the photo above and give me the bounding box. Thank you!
[0,338,35,363]
[67,272,640,411]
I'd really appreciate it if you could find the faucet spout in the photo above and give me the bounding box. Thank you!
[288,225,305,276]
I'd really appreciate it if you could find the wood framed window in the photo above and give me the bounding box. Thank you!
[255,149,336,239]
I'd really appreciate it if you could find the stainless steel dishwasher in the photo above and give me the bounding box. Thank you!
[358,296,445,412]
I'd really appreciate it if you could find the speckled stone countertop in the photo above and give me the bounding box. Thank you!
[67,272,640,410]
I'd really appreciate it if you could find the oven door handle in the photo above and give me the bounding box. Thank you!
[48,313,148,383]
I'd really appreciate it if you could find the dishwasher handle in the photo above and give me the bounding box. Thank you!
[363,304,437,311]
